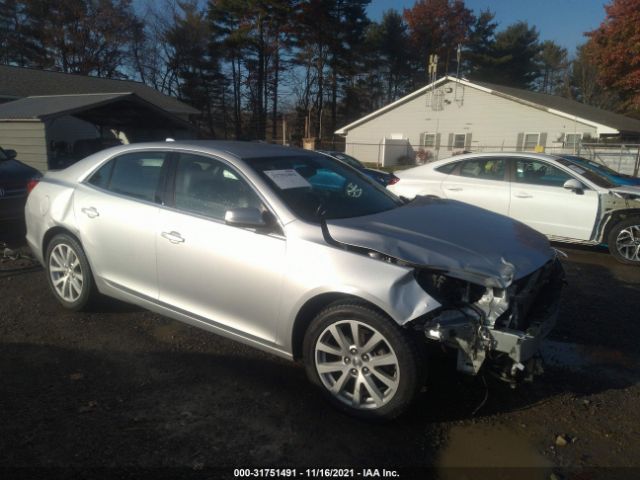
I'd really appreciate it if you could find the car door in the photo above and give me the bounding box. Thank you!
[74,150,169,298]
[508,157,599,240]
[440,157,510,215]
[156,152,286,343]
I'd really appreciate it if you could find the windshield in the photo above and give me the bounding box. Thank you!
[245,154,401,222]
[556,157,617,189]
[561,155,622,176]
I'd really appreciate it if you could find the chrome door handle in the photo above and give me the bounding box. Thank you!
[445,187,463,191]
[81,207,99,218]
[514,193,533,198]
[161,231,185,244]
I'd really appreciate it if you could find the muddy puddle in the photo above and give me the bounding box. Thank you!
[437,424,552,479]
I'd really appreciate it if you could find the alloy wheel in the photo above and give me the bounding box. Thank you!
[615,224,640,262]
[314,319,400,410]
[48,243,84,303]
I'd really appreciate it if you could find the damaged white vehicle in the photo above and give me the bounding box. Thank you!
[25,142,564,419]
[389,152,640,265]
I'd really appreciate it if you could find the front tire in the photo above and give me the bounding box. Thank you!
[46,233,97,311]
[607,217,640,265]
[303,302,426,420]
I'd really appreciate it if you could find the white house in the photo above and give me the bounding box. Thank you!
[335,76,640,168]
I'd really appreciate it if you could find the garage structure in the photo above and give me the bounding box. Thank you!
[0,65,199,171]
[335,76,640,169]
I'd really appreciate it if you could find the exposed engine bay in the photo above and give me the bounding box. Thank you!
[414,258,564,382]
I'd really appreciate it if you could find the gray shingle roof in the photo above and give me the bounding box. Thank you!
[0,93,129,119]
[471,80,640,134]
[0,65,198,115]
[335,75,640,135]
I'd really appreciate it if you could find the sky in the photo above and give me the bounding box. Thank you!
[366,0,608,56]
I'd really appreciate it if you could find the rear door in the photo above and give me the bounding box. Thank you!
[74,150,169,298]
[507,157,599,240]
[440,157,510,215]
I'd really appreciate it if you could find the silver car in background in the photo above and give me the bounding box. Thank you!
[25,141,564,419]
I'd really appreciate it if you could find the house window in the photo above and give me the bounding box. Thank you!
[453,134,466,149]
[523,133,540,151]
[422,133,436,148]
[565,133,582,150]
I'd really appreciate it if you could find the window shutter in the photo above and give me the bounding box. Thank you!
[516,132,524,151]
[539,132,547,147]
[447,133,454,150]
[435,133,441,150]
[465,133,472,149]
[419,132,425,147]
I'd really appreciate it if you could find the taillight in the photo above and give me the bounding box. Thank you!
[26,178,40,194]
[387,175,400,186]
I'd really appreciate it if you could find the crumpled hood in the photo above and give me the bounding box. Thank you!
[326,197,555,288]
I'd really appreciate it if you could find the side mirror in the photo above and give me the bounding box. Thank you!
[224,207,267,228]
[563,179,584,192]
[4,149,17,159]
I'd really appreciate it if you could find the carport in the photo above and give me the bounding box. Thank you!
[0,92,196,171]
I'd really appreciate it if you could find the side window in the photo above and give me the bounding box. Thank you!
[436,162,458,174]
[87,151,167,202]
[88,161,114,189]
[457,158,505,181]
[174,153,262,220]
[514,159,571,187]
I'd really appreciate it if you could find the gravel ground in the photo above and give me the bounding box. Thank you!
[1,232,639,479]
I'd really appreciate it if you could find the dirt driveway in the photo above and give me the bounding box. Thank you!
[1,235,639,479]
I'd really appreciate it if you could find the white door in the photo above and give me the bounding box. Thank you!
[156,153,286,343]
[74,151,168,298]
[508,158,599,240]
[440,157,510,215]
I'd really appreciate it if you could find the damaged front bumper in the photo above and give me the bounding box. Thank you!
[421,258,564,382]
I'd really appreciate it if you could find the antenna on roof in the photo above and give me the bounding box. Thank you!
[427,54,439,110]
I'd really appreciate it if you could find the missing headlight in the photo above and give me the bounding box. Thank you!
[414,269,485,305]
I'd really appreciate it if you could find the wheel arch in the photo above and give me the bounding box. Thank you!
[42,226,83,256]
[290,292,393,361]
[600,209,640,242]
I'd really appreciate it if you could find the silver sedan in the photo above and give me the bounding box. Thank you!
[25,141,564,419]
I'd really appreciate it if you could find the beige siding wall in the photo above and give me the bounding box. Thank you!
[0,121,48,171]
[344,81,597,164]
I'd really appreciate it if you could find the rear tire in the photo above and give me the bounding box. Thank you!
[45,233,97,311]
[303,301,426,420]
[607,217,640,265]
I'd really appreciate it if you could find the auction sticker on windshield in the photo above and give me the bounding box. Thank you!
[264,169,311,189]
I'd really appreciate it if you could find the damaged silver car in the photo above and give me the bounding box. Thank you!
[25,141,564,419]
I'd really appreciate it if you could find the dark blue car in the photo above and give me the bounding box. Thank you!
[560,155,640,186]
[317,151,399,187]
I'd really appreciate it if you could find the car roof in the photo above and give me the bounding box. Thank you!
[397,151,610,190]
[400,151,564,174]
[46,140,322,181]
